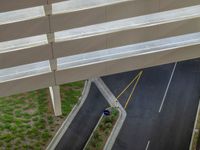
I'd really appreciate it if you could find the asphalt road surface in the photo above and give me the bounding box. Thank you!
[55,83,108,150]
[103,58,200,150]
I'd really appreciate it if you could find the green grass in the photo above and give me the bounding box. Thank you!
[85,107,119,150]
[0,81,84,149]
[192,110,200,150]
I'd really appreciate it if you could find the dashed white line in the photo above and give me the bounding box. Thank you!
[158,62,177,113]
[145,140,151,150]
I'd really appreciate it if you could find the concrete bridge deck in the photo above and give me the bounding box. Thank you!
[0,0,199,115]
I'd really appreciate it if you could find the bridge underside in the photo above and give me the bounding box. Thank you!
[0,0,200,115]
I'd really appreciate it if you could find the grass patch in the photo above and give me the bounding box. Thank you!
[85,107,119,150]
[0,81,84,149]
[192,108,200,150]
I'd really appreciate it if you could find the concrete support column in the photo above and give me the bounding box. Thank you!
[49,59,62,116]
[45,3,62,116]
[49,86,62,116]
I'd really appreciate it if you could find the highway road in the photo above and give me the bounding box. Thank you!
[103,58,200,150]
[55,83,108,150]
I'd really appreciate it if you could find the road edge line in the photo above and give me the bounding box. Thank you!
[46,80,92,150]
[83,114,104,150]
[189,98,200,150]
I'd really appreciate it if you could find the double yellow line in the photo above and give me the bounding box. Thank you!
[116,71,143,109]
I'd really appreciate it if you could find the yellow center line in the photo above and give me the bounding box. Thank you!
[117,71,143,99]
[124,71,143,109]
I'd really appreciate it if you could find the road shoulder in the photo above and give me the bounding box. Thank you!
[46,80,91,150]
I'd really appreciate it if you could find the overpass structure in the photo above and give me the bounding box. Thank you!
[0,0,200,115]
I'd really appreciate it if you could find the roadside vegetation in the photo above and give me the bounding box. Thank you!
[0,81,84,149]
[85,107,119,150]
[192,109,200,150]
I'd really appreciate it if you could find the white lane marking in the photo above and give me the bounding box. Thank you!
[145,140,151,150]
[159,62,177,113]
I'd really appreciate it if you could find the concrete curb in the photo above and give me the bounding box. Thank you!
[189,98,200,150]
[46,80,92,150]
[93,78,127,150]
[93,78,118,107]
[104,104,126,150]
